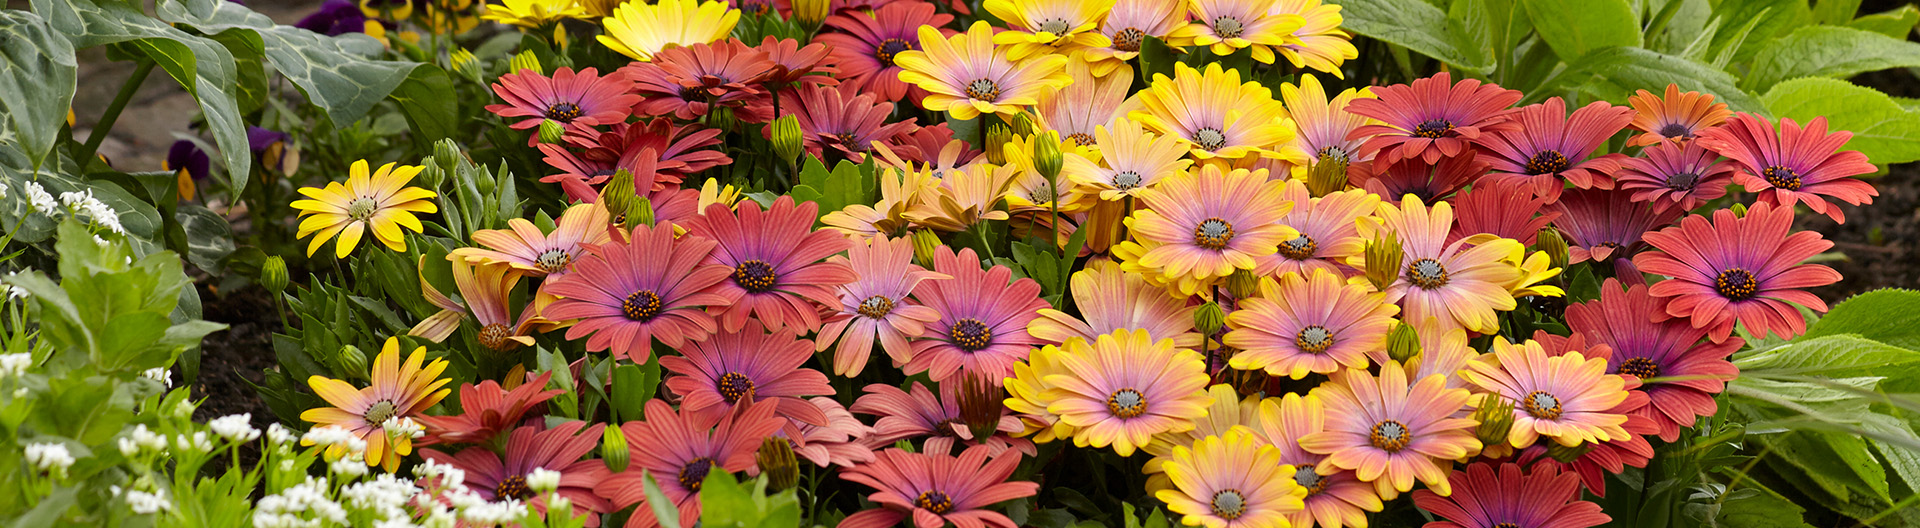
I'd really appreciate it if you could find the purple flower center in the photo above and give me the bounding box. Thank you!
[950,318,993,351]
[1193,218,1236,250]
[1293,466,1329,495]
[1112,27,1146,52]
[1524,390,1563,419]
[858,295,895,318]
[1295,325,1334,353]
[1618,357,1661,379]
[680,457,716,490]
[1106,388,1147,418]
[733,260,779,293]
[1369,420,1410,452]
[1657,123,1692,140]
[1762,165,1802,190]
[1279,234,1317,260]
[876,39,912,66]
[1210,489,1247,519]
[545,102,584,122]
[1406,258,1449,289]
[717,372,756,404]
[1412,119,1453,139]
[916,490,955,514]
[496,474,534,500]
[1524,150,1570,175]
[1715,268,1758,301]
[624,290,663,321]
[1665,172,1700,191]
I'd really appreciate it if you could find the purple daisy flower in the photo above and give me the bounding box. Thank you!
[1547,187,1683,264]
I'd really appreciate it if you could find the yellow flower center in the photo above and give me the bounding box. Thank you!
[717,372,756,404]
[1193,218,1235,250]
[1369,419,1411,452]
[347,197,380,221]
[1295,325,1334,354]
[1406,258,1449,289]
[496,474,533,500]
[1278,234,1317,260]
[1524,150,1570,175]
[950,318,992,351]
[1762,165,1802,190]
[1210,489,1247,519]
[1618,357,1661,379]
[623,290,663,321]
[733,260,778,293]
[1112,27,1146,52]
[1715,268,1758,301]
[916,490,954,514]
[857,295,895,318]
[965,79,1001,102]
[1523,390,1563,419]
[1106,388,1147,418]
[478,323,513,351]
[1413,119,1454,138]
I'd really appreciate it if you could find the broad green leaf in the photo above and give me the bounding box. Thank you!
[0,10,76,170]
[1326,0,1496,72]
[1762,77,1920,165]
[1706,0,1812,64]
[176,203,235,271]
[1550,46,1765,113]
[1521,0,1640,62]
[788,158,876,225]
[1767,431,1890,501]
[1812,0,1862,25]
[1450,0,1531,70]
[1735,335,1920,377]
[1799,289,1920,350]
[1745,26,1920,91]
[1702,485,1814,528]
[1850,5,1920,40]
[391,65,459,144]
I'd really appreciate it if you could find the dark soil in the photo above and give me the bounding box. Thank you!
[190,284,284,468]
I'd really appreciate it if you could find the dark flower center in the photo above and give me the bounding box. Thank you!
[678,85,704,100]
[496,474,534,500]
[876,39,913,66]
[1494,524,1520,528]
[1412,119,1453,139]
[1618,357,1661,379]
[623,290,663,321]
[1406,258,1449,289]
[680,457,716,490]
[1106,388,1147,418]
[364,399,398,426]
[1762,165,1802,190]
[1112,27,1147,52]
[1112,170,1143,190]
[733,260,778,293]
[916,490,954,514]
[1211,15,1244,38]
[1036,17,1070,35]
[1065,132,1093,147]
[950,318,993,351]
[717,372,756,404]
[478,323,513,351]
[1525,150,1571,175]
[1193,127,1227,151]
[1295,325,1334,354]
[1715,268,1758,301]
[858,295,895,318]
[1657,123,1692,140]
[1369,420,1410,452]
[830,132,865,152]
[545,102,584,122]
[1666,172,1700,191]
[1193,218,1235,250]
[1210,489,1247,519]
[536,249,572,274]
[347,197,380,221]
[1318,145,1350,165]
[1278,234,1317,260]
[965,79,1001,101]
[1293,466,1329,495]
[1524,390,1563,419]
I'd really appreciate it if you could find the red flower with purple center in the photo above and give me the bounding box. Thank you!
[1346,72,1522,168]
[625,39,776,122]
[1613,140,1737,211]
[600,400,786,528]
[1697,113,1879,223]
[1411,462,1610,528]
[683,195,857,334]
[1633,201,1841,342]
[539,119,730,196]
[787,83,918,164]
[1547,187,1683,264]
[838,445,1038,528]
[817,1,954,104]
[1447,175,1558,246]
[1566,279,1743,441]
[418,372,564,446]
[544,221,733,361]
[1475,97,1635,198]
[663,320,836,426]
[486,67,639,130]
[1353,151,1489,205]
[904,246,1049,383]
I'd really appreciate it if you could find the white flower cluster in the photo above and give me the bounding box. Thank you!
[0,352,30,378]
[23,442,76,474]
[303,425,369,455]
[267,423,297,446]
[58,189,125,235]
[527,468,562,494]
[382,416,425,440]
[23,181,58,218]
[118,423,170,456]
[143,367,172,388]
[330,452,370,478]
[210,413,261,443]
[253,477,350,528]
[174,431,216,453]
[341,473,420,521]
[126,488,171,514]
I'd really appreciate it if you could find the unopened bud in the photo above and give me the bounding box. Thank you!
[707,106,736,132]
[601,169,637,216]
[984,125,1012,165]
[337,345,369,379]
[509,49,542,75]
[1536,228,1568,271]
[957,373,1003,444]
[1033,131,1064,183]
[1194,302,1225,336]
[538,120,567,145]
[1385,322,1421,363]
[261,256,289,296]
[1305,155,1348,197]
[450,48,482,82]
[756,437,799,492]
[1546,441,1595,463]
[1729,203,1747,217]
[1225,269,1259,300]
[1010,113,1036,137]
[1472,394,1514,448]
[771,115,804,168]
[601,426,631,472]
[626,197,655,229]
[793,0,829,28]
[1362,231,1404,292]
[912,230,940,269]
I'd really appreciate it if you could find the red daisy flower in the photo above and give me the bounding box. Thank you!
[1447,175,1558,245]
[418,372,564,446]
[1633,201,1841,342]
[1613,140,1737,211]
[540,119,730,195]
[1353,151,1490,205]
[600,400,785,528]
[1566,279,1743,441]
[1475,97,1635,197]
[544,221,733,360]
[758,36,840,92]
[817,1,955,104]
[1547,187,1683,264]
[423,422,613,524]
[663,320,836,426]
[1625,84,1731,147]
[851,382,1032,456]
[884,122,981,168]
[485,67,639,130]
[1346,72,1522,167]
[1696,113,1879,223]
[1411,462,1610,528]
[904,247,1050,383]
[779,397,878,468]
[682,195,857,334]
[787,83,918,163]
[838,446,1038,528]
[626,39,776,122]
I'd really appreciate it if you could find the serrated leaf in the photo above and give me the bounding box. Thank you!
[0,10,76,170]
[1521,0,1639,62]
[1735,335,1920,377]
[1849,5,1920,40]
[1327,0,1495,72]
[1745,26,1920,91]
[1761,77,1920,165]
[1548,46,1764,113]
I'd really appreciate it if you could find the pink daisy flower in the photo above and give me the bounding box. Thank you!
[787,83,917,164]
[1567,279,1743,441]
[1027,260,1201,349]
[1461,338,1634,448]
[1447,175,1558,246]
[544,222,732,361]
[1624,84,1731,147]
[817,235,949,377]
[1252,181,1378,279]
[1370,196,1523,335]
[1354,151,1490,205]
[851,382,1031,456]
[683,195,856,334]
[838,446,1039,528]
[1411,463,1610,528]
[663,320,835,426]
[778,397,878,468]
[904,246,1049,383]
[600,400,785,528]
[485,67,639,130]
[817,2,955,104]
[1633,201,1840,342]
[1613,140,1737,210]
[1298,364,1479,500]
[417,372,563,446]
[1253,393,1384,528]
[540,119,730,195]
[1475,97,1635,197]
[625,40,776,122]
[1506,412,1658,497]
[423,422,612,524]
[1547,187,1683,264]
[1224,269,1399,379]
[1346,72,1522,167]
[1697,113,1879,223]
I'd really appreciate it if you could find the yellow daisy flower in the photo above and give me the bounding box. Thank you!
[895,21,1073,120]
[1079,0,1188,77]
[903,162,1018,232]
[1166,0,1304,64]
[1043,329,1212,456]
[1156,429,1307,528]
[1130,63,1304,164]
[1269,0,1357,77]
[1142,384,1264,493]
[598,0,740,61]
[292,160,437,259]
[480,0,585,29]
[984,0,1117,61]
[301,337,452,472]
[1005,340,1079,443]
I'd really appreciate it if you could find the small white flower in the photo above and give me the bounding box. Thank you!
[2,284,24,301]
[23,442,76,473]
[526,468,562,494]
[209,413,261,443]
[382,416,424,440]
[458,498,527,526]
[24,182,58,217]
[329,452,369,478]
[545,493,572,515]
[169,395,196,419]
[142,367,171,388]
[126,488,171,514]
[0,180,9,199]
[0,352,31,377]
[267,423,296,446]
[93,234,109,247]
[302,425,357,447]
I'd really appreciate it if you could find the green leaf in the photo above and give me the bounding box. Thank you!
[1735,335,1920,377]
[640,471,685,528]
[1521,0,1640,62]
[1702,485,1814,528]
[176,203,235,271]
[0,10,76,170]
[1745,26,1920,91]
[1849,5,1920,39]
[1706,0,1811,64]
[1764,431,1891,502]
[1761,77,1920,165]
[1801,288,1920,351]
[787,158,876,225]
[1449,0,1531,70]
[1812,0,1862,25]
[1550,46,1765,113]
[391,64,458,144]
[1326,0,1496,72]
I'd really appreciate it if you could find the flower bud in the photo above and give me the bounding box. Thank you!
[434,139,462,175]
[756,437,799,492]
[601,426,631,472]
[792,0,829,28]
[538,119,567,145]
[1536,228,1569,272]
[984,125,1012,165]
[1033,131,1064,183]
[1225,269,1259,300]
[707,106,737,132]
[509,49,542,75]
[771,114,804,168]
[1729,203,1747,217]
[261,256,289,296]
[1305,155,1348,198]
[450,47,482,82]
[1472,394,1514,448]
[337,345,369,380]
[1385,321,1421,363]
[627,197,655,229]
[1194,301,1225,336]
[601,169,637,218]
[912,230,940,269]
[1362,231,1404,292]
[1546,441,1595,463]
[1010,113,1036,137]
[956,373,1003,445]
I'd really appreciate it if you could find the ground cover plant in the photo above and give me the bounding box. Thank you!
[3,0,1920,526]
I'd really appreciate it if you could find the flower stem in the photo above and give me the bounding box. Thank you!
[77,60,154,169]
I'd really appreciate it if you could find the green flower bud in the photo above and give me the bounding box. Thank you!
[912,230,941,269]
[1385,321,1421,363]
[1194,301,1225,336]
[1010,113,1036,137]
[450,47,482,82]
[1033,131,1064,183]
[756,437,799,492]
[602,425,631,472]
[509,49,543,75]
[707,106,737,132]
[1536,228,1569,272]
[601,169,637,219]
[261,256,289,296]
[434,139,462,174]
[627,197,655,229]
[771,115,804,169]
[1225,269,1260,300]
[337,345,369,380]
[538,119,567,145]
[1305,154,1349,198]
[984,125,1012,165]
[1729,203,1747,217]
[1472,394,1514,448]
[1363,231,1404,292]
[1546,441,1595,463]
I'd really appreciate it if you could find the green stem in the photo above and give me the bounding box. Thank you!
[77,60,155,168]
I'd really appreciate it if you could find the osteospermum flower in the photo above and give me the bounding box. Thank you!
[599,0,740,61]
[1003,132,1095,214]
[817,2,954,104]
[838,446,1038,528]
[422,422,611,522]
[1354,151,1489,205]
[418,373,563,446]
[1347,72,1522,167]
[1269,0,1355,77]
[1037,60,1131,148]
[1043,329,1212,456]
[1568,279,1743,441]
[906,247,1050,382]
[1003,342,1078,443]
[782,398,878,468]
[546,119,730,191]
[757,36,839,91]
[627,40,775,122]
[292,160,437,259]
[1447,176,1558,246]
[412,260,544,351]
[684,196,856,334]
[1156,429,1307,528]
[1252,180,1377,278]
[1476,97,1635,196]
[1634,201,1840,342]
[1614,140,1737,210]
[452,202,612,278]
[1166,0,1304,64]
[1507,410,1658,498]
[896,21,1070,120]
[301,337,452,472]
[480,0,584,27]
[1130,63,1302,162]
[904,163,1017,232]
[1281,74,1374,179]
[1225,269,1399,379]
[1697,112,1879,223]
[1413,463,1610,528]
[984,0,1115,60]
[1141,385,1264,492]
[485,67,638,131]
[788,83,917,163]
[1298,364,1479,500]
[1547,188,1682,264]
[1368,196,1523,334]
[1462,338,1633,448]
[600,401,784,528]
[1120,164,1294,291]
[1253,393,1382,528]
[1625,84,1731,147]
[666,321,835,428]
[817,236,948,377]
[854,382,1031,456]
[1079,0,1186,75]
[1063,120,1192,202]
[544,222,732,360]
[1029,260,1201,349]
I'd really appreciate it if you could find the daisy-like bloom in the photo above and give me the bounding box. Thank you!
[1505,407,1658,498]
[1269,0,1355,77]
[788,83,917,164]
[1547,187,1682,264]
[627,40,776,122]
[292,160,436,259]
[838,445,1038,528]
[452,202,612,278]
[600,400,785,528]
[1462,338,1633,448]
[1625,84,1731,147]
[1567,279,1743,441]
[1141,385,1264,492]
[1062,120,1191,202]
[418,372,563,446]
[544,222,732,361]
[422,422,612,523]
[545,119,730,191]
[1253,393,1382,528]
[1225,269,1399,379]
[1634,201,1840,342]
[1347,72,1522,167]
[1029,260,1202,349]
[1393,317,1477,388]
[824,164,941,241]
[1475,97,1635,196]
[882,124,982,171]
[666,321,834,427]
[1697,113,1879,223]
[817,236,948,377]
[782,398,878,468]
[1252,180,1377,278]
[599,0,740,61]
[906,247,1050,382]
[895,21,1071,120]
[904,163,1017,232]
[1366,196,1523,334]
[411,260,545,351]
[1004,342,1079,443]
[757,36,839,93]
[1413,463,1610,528]
[1079,0,1186,76]
[1354,151,1487,205]
[1281,74,1374,180]
[1166,0,1305,64]
[301,337,452,472]
[1119,164,1294,292]
[485,67,638,131]
[1036,60,1132,148]
[1613,141,1737,210]
[1155,429,1307,528]
[1298,364,1479,500]
[1003,132,1096,214]
[854,382,1031,456]
[817,2,954,104]
[985,0,1115,60]
[480,0,584,28]
[683,196,855,334]
[1131,63,1303,162]
[1043,329,1212,456]
[1447,176,1558,246]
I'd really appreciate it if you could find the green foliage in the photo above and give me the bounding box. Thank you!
[5,222,223,374]
[789,157,880,225]
[1745,25,1920,91]
[0,10,76,170]
[698,472,803,528]
[1521,0,1640,62]
[1328,0,1496,72]
[1762,78,1920,165]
